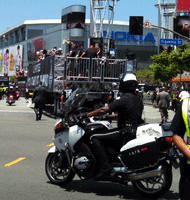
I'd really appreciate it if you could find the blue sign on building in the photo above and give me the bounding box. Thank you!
[103,31,156,43]
[160,38,183,45]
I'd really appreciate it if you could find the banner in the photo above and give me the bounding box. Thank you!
[177,0,189,12]
[27,56,54,92]
[0,45,23,76]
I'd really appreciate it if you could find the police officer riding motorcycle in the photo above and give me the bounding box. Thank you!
[46,72,180,198]
[84,72,144,180]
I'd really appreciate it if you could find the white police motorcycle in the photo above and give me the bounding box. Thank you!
[45,88,181,198]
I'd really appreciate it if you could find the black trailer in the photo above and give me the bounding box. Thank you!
[27,55,137,115]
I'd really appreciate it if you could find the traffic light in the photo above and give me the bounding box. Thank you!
[129,16,143,35]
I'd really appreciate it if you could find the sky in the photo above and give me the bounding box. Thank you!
[0,0,175,35]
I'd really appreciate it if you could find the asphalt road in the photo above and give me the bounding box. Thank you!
[0,97,180,200]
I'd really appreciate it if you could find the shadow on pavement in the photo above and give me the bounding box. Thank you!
[47,180,179,200]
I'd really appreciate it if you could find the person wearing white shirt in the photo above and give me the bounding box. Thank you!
[179,90,189,100]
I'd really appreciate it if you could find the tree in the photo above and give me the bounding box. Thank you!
[136,68,155,84]
[150,43,190,82]
[169,43,190,72]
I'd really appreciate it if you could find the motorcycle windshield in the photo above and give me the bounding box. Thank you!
[63,88,89,114]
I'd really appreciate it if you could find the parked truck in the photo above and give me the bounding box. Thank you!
[26,55,137,115]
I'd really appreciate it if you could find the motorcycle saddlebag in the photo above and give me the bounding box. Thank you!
[120,136,160,170]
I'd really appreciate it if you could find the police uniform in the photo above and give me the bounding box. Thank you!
[89,72,144,180]
[90,91,144,179]
[109,92,144,129]
[170,99,190,200]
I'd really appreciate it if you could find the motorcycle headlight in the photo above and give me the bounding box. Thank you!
[54,121,63,134]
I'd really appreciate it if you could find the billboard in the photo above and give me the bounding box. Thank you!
[0,44,23,76]
[67,12,85,29]
[129,16,143,35]
[174,16,190,37]
[177,0,189,12]
[27,38,43,61]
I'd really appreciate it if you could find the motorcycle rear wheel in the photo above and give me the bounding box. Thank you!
[132,161,172,198]
[45,152,75,185]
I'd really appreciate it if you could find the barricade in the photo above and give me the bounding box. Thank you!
[54,55,137,82]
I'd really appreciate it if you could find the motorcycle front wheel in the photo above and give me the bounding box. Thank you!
[132,161,172,198]
[45,152,75,185]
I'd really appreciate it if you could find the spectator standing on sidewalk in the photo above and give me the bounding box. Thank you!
[2,86,6,99]
[25,87,29,103]
[32,81,47,121]
[151,90,157,107]
[179,89,189,101]
[173,90,180,112]
[157,86,170,123]
[0,87,3,100]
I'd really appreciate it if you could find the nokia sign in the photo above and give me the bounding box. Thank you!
[103,31,156,43]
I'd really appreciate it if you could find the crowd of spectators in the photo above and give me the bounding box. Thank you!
[36,47,64,62]
[143,86,190,123]
[34,41,104,77]
[35,39,103,63]
[149,86,190,112]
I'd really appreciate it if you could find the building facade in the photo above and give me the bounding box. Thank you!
[0,5,159,76]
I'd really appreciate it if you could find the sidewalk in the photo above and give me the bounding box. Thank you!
[143,104,175,122]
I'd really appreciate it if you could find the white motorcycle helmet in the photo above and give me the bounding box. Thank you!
[119,72,137,93]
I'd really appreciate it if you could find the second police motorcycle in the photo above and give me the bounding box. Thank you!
[45,88,181,198]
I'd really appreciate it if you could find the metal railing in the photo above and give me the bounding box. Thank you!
[54,55,137,82]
